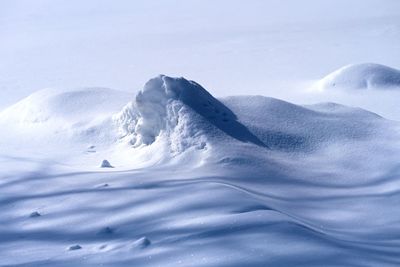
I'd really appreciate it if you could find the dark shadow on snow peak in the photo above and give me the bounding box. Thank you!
[145,75,268,148]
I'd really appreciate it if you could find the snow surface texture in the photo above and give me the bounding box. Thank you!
[1,75,400,266]
[318,63,400,90]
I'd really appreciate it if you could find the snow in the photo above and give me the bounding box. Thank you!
[68,245,82,251]
[115,75,265,151]
[100,160,113,168]
[1,1,400,266]
[1,75,400,266]
[0,87,130,124]
[317,63,400,90]
[1,0,400,111]
[29,211,41,218]
[133,237,151,249]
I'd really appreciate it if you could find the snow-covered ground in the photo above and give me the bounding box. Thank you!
[1,1,400,266]
[1,75,400,266]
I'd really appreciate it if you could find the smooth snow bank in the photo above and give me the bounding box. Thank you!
[222,96,383,151]
[0,87,130,124]
[317,63,400,90]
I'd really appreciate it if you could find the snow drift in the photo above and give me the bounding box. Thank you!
[318,63,400,90]
[1,75,400,267]
[114,75,266,153]
[115,75,387,157]
[0,75,391,165]
[0,87,130,124]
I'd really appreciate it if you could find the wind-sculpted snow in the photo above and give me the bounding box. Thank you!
[318,63,400,90]
[221,96,383,151]
[0,75,391,163]
[1,76,400,266]
[115,75,266,151]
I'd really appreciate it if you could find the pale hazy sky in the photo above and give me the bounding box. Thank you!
[1,0,400,114]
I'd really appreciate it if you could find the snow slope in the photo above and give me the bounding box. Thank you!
[1,76,400,266]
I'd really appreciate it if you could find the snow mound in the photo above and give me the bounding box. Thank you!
[0,87,131,154]
[0,87,130,124]
[0,75,391,167]
[318,63,400,90]
[115,75,266,152]
[100,160,114,168]
[221,96,383,151]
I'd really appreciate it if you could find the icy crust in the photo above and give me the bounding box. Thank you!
[115,75,265,151]
[318,63,400,90]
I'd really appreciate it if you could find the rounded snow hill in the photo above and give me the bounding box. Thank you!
[0,87,131,124]
[0,87,132,157]
[318,63,400,90]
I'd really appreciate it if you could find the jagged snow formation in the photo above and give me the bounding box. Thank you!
[115,75,265,153]
[318,63,400,90]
